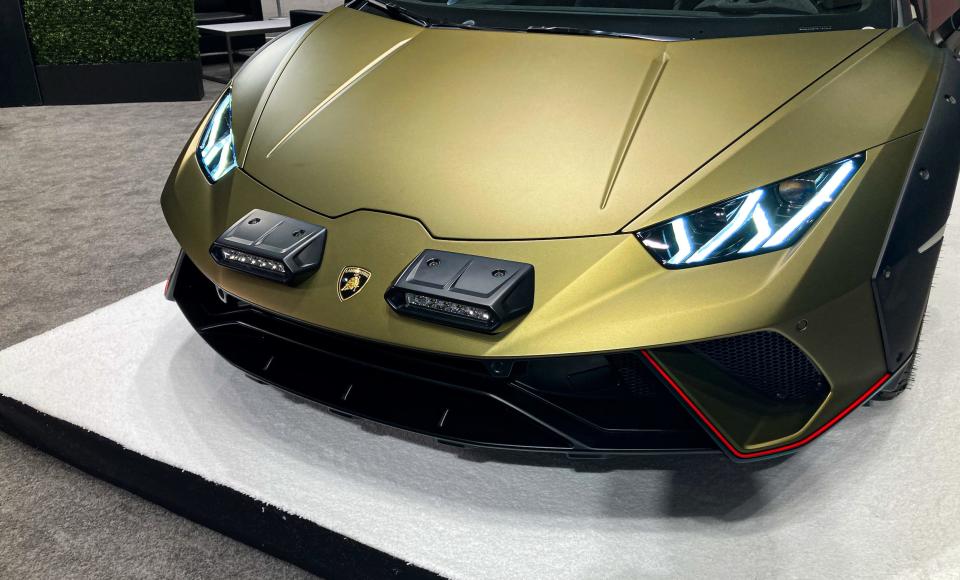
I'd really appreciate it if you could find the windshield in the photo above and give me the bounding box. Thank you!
[354,0,895,39]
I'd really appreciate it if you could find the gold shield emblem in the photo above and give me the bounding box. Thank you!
[337,267,371,301]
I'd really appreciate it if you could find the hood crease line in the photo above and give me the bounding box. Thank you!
[600,49,670,210]
[265,36,416,159]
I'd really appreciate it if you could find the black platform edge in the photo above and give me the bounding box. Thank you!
[0,394,441,580]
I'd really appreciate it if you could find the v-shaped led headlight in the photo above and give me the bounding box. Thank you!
[636,155,863,268]
[196,90,237,183]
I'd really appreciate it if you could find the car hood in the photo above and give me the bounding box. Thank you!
[241,8,882,240]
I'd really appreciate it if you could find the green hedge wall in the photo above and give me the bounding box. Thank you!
[23,0,199,65]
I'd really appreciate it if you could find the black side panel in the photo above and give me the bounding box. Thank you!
[0,0,41,107]
[874,53,960,371]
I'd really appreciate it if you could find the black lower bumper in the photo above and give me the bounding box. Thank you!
[171,255,718,456]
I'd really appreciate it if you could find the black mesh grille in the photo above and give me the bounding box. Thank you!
[689,332,828,402]
[609,354,660,399]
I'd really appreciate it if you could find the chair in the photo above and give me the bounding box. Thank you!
[195,0,266,59]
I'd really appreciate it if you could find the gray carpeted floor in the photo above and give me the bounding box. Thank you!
[0,432,312,579]
[0,84,312,578]
[0,88,212,350]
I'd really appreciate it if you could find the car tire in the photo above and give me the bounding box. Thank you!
[873,356,915,401]
[874,319,924,401]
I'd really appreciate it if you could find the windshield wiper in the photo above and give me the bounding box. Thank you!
[349,2,690,38]
[525,26,688,41]
[691,0,819,15]
[350,0,438,26]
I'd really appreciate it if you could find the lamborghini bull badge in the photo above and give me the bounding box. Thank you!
[338,267,371,301]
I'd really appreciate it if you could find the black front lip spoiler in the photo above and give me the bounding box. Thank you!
[169,254,718,457]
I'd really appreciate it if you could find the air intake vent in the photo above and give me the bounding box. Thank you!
[689,332,828,402]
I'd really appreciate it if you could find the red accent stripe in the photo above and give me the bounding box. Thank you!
[640,350,892,459]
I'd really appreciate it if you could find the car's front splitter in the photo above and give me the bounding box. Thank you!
[169,252,907,461]
[170,253,721,457]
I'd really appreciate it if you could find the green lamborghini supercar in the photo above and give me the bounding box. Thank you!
[162,0,960,460]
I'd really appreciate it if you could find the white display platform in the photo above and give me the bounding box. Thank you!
[1,240,959,577]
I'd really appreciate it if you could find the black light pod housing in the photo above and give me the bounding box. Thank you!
[385,250,535,332]
[210,209,327,284]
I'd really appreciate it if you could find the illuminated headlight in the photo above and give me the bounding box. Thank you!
[196,90,237,182]
[636,155,863,268]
